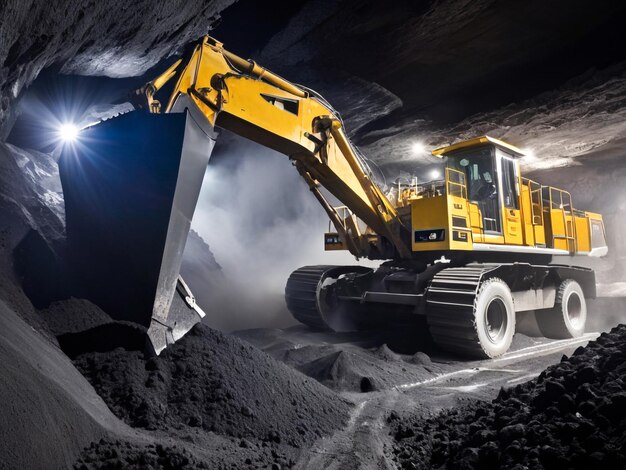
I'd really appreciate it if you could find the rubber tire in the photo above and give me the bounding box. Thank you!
[473,278,516,358]
[536,279,586,339]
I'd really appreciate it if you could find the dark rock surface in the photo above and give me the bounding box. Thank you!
[0,142,66,331]
[363,60,626,177]
[391,325,626,469]
[0,142,63,248]
[252,0,626,123]
[74,323,350,447]
[213,0,626,172]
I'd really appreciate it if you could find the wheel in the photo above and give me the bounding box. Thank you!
[472,278,516,357]
[426,276,515,359]
[536,279,586,339]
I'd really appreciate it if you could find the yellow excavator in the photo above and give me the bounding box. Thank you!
[59,36,607,358]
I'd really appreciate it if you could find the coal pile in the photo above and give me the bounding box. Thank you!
[391,325,626,469]
[74,439,207,470]
[74,323,350,448]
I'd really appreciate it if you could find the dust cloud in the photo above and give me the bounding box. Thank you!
[190,130,377,331]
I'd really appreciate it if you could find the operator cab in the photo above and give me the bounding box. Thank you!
[434,136,524,243]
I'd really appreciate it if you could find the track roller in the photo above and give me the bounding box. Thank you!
[285,265,372,331]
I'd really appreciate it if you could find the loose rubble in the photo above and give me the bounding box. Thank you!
[391,325,626,469]
[74,323,350,448]
[74,439,207,470]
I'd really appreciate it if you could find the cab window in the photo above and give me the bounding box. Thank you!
[501,157,519,209]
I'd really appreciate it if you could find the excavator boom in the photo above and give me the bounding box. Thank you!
[136,36,410,259]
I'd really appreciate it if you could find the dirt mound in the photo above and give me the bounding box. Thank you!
[74,323,350,447]
[510,332,543,350]
[391,325,626,469]
[374,344,402,362]
[238,329,444,393]
[74,439,207,469]
[39,298,112,336]
[298,350,380,392]
[0,299,124,469]
[281,344,340,367]
[409,351,432,366]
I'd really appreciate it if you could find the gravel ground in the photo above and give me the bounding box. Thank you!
[391,325,626,469]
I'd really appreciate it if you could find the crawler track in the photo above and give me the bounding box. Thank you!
[285,265,336,329]
[426,265,494,357]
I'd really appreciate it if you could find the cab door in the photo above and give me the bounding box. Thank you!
[498,151,523,245]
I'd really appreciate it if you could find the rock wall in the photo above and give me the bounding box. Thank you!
[0,0,234,138]
[228,0,626,167]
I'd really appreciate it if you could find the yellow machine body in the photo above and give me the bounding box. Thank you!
[401,136,607,259]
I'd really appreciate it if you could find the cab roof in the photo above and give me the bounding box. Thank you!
[431,136,525,158]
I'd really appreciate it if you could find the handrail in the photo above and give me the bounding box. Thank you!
[544,185,578,253]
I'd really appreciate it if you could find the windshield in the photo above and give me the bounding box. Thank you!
[447,147,495,202]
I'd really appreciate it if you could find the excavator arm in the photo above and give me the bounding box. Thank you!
[134,36,411,259]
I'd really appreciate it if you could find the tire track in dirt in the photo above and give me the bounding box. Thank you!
[296,333,598,468]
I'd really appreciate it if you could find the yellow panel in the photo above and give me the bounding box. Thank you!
[547,209,577,251]
[411,196,449,252]
[520,183,535,246]
[468,202,483,235]
[476,234,506,244]
[575,216,590,253]
[503,207,524,245]
[448,195,473,250]
[549,210,565,250]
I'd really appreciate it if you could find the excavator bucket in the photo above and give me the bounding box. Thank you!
[59,108,216,354]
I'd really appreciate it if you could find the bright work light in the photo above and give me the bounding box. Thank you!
[58,123,79,142]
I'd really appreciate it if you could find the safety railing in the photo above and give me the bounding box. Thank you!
[522,178,543,226]
[542,186,577,253]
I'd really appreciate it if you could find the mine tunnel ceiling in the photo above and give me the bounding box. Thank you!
[213,0,626,175]
[4,0,626,176]
[213,0,626,121]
